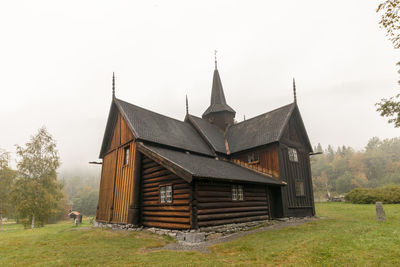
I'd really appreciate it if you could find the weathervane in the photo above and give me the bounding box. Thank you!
[112,72,115,99]
[293,78,297,103]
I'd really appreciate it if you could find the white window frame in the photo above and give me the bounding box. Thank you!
[123,146,130,165]
[288,147,298,162]
[166,185,173,203]
[232,185,244,201]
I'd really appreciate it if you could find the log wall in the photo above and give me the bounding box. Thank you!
[194,180,269,227]
[140,155,192,229]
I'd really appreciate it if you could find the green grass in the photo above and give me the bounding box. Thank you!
[1,203,400,266]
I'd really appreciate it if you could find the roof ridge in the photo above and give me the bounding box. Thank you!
[229,103,294,128]
[115,98,188,124]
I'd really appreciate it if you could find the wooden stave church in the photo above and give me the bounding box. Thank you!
[96,67,315,230]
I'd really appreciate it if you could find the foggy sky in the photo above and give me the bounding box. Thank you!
[0,0,399,174]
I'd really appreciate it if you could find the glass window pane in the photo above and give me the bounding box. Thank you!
[232,185,237,201]
[166,185,172,203]
[238,185,244,200]
[160,187,166,203]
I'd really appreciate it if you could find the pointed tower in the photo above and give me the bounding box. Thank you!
[202,63,236,131]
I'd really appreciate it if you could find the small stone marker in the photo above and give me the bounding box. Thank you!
[74,219,79,226]
[376,202,386,222]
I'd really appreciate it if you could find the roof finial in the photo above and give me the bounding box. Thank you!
[214,50,218,70]
[186,95,189,114]
[293,77,297,103]
[243,114,246,121]
[112,72,115,99]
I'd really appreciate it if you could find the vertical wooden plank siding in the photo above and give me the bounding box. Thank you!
[96,150,117,221]
[140,155,191,229]
[195,181,269,227]
[111,142,137,224]
[231,144,280,178]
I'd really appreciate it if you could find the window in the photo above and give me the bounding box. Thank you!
[295,181,305,196]
[247,152,259,164]
[123,146,130,165]
[160,187,166,203]
[232,185,244,201]
[160,185,173,204]
[288,147,298,162]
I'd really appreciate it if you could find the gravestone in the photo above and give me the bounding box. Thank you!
[376,202,386,222]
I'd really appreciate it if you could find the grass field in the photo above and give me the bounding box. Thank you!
[1,203,400,266]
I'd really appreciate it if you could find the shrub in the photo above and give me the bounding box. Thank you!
[345,185,400,204]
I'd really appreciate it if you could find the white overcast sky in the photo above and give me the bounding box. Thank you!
[0,0,399,173]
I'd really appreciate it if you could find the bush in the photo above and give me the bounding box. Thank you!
[345,185,400,204]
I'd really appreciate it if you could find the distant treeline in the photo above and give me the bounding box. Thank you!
[311,137,400,201]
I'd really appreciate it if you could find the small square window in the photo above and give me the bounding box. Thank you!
[288,147,298,162]
[248,152,259,163]
[123,146,130,165]
[232,185,244,201]
[160,186,166,203]
[295,181,305,196]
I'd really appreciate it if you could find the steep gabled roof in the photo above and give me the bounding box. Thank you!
[202,69,235,117]
[138,143,284,185]
[186,115,227,154]
[99,98,214,158]
[226,103,295,154]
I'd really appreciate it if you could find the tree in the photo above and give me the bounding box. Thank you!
[376,1,400,127]
[10,127,63,228]
[0,149,17,231]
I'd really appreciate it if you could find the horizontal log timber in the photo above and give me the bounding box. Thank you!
[142,182,188,192]
[142,157,153,164]
[142,166,165,176]
[142,169,171,179]
[143,193,189,201]
[197,201,268,209]
[143,221,190,230]
[142,188,190,197]
[142,205,190,211]
[142,179,184,189]
[198,210,268,221]
[196,196,267,203]
[142,211,190,217]
[142,199,190,206]
[143,216,190,224]
[142,161,158,169]
[197,206,268,215]
[198,215,269,227]
[196,185,267,193]
[142,174,178,184]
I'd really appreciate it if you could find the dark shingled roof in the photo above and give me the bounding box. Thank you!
[187,115,227,154]
[202,69,235,117]
[140,143,283,185]
[113,98,214,156]
[226,103,295,153]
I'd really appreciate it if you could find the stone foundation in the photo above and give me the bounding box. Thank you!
[93,218,306,243]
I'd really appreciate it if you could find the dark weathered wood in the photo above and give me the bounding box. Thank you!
[197,206,268,215]
[197,201,268,209]
[198,215,269,227]
[198,210,268,221]
[140,156,192,228]
[142,221,190,229]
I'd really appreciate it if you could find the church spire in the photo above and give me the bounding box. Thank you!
[112,72,115,99]
[202,55,236,130]
[293,78,297,103]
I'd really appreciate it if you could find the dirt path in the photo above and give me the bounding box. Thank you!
[148,217,318,253]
